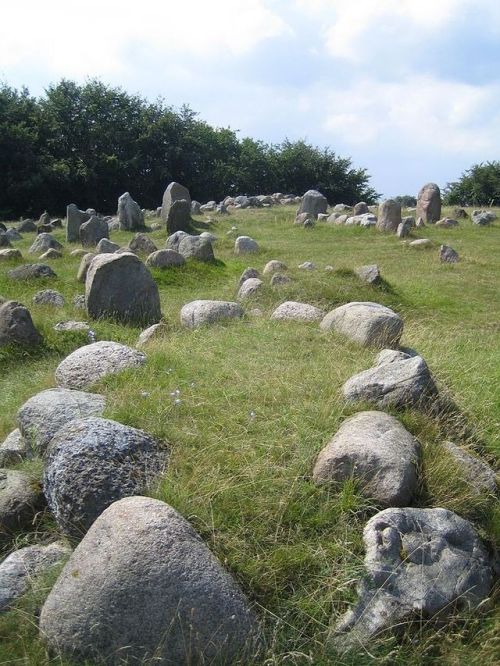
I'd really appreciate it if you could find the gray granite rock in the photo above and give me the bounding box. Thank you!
[0,301,42,347]
[271,301,324,322]
[320,302,403,348]
[180,300,244,329]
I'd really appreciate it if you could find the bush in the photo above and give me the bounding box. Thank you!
[443,161,500,206]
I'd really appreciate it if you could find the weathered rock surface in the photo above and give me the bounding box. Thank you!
[178,235,215,262]
[0,234,11,248]
[85,253,161,325]
[342,350,438,409]
[356,265,381,284]
[472,210,496,226]
[79,216,109,248]
[66,205,91,242]
[39,496,257,664]
[239,267,260,286]
[440,245,459,263]
[416,183,441,223]
[270,273,292,287]
[96,238,119,254]
[162,182,192,234]
[0,301,42,347]
[53,321,90,333]
[238,278,263,299]
[165,230,189,252]
[17,219,37,233]
[128,233,157,255]
[55,341,146,390]
[180,300,244,329]
[297,190,328,218]
[0,249,22,261]
[0,430,28,467]
[330,508,492,650]
[409,238,432,248]
[263,260,287,275]
[39,248,62,260]
[43,419,167,536]
[443,442,497,495]
[5,228,22,242]
[235,236,259,254]
[436,217,458,228]
[313,411,420,506]
[0,469,44,532]
[29,234,62,256]
[32,289,65,307]
[0,542,70,611]
[353,202,369,215]
[320,302,403,348]
[17,388,106,455]
[271,301,324,322]
[145,249,185,268]
[117,192,144,231]
[376,199,402,232]
[137,322,168,347]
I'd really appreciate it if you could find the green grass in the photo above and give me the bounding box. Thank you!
[0,206,499,664]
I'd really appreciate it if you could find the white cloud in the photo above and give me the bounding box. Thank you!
[323,76,500,155]
[0,0,290,78]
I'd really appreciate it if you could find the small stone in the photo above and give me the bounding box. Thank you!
[238,267,260,286]
[235,236,259,254]
[356,265,381,284]
[96,238,120,254]
[178,235,214,262]
[0,249,22,261]
[79,216,109,248]
[298,261,316,270]
[145,249,185,268]
[409,238,432,248]
[271,301,324,322]
[443,442,497,495]
[128,233,157,256]
[270,273,292,287]
[7,264,57,281]
[39,248,63,260]
[54,321,90,333]
[137,322,168,346]
[32,289,65,307]
[0,300,42,347]
[436,217,459,228]
[180,301,244,329]
[440,245,459,263]
[29,233,63,256]
[238,278,263,299]
[263,260,287,275]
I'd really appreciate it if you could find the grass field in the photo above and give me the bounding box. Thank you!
[0,206,499,664]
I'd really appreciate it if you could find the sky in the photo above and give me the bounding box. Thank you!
[1,0,499,198]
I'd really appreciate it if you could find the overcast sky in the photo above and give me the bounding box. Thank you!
[1,0,499,197]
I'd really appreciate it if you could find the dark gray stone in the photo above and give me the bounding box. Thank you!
[7,264,56,281]
[17,219,37,233]
[43,419,168,536]
[0,301,42,347]
[79,216,109,248]
[161,182,192,233]
[117,192,145,231]
[440,245,459,263]
[85,253,161,326]
[297,190,328,219]
[66,205,91,242]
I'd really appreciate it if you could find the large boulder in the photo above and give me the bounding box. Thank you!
[320,302,403,348]
[29,233,63,256]
[416,183,441,223]
[376,199,402,232]
[313,411,420,506]
[180,300,244,329]
[85,253,161,325]
[178,235,215,262]
[0,301,42,348]
[0,469,44,533]
[270,301,324,322]
[55,341,146,390]
[43,418,167,537]
[342,350,438,409]
[0,542,70,612]
[79,216,109,248]
[7,263,56,281]
[297,190,328,219]
[117,192,144,231]
[330,508,492,651]
[17,388,106,456]
[161,182,192,233]
[66,204,91,242]
[39,496,257,664]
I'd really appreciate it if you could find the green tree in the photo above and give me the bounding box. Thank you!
[443,162,500,206]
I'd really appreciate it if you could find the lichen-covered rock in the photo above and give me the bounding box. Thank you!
[43,419,168,537]
[161,182,192,233]
[137,322,168,347]
[330,508,492,651]
[96,238,120,254]
[0,249,22,261]
[17,388,106,455]
[29,234,63,256]
[180,300,243,329]
[238,278,263,299]
[32,290,65,307]
[313,411,421,506]
[145,249,185,268]
[0,430,29,467]
[39,496,257,664]
[55,341,146,390]
[320,302,403,348]
[355,265,381,284]
[238,267,260,286]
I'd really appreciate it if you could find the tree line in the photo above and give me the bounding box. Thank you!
[0,79,379,219]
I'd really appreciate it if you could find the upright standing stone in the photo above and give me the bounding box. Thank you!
[297,190,328,219]
[79,216,109,248]
[66,204,91,242]
[416,183,441,223]
[117,193,145,231]
[376,199,401,232]
[85,253,161,325]
[161,182,192,233]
